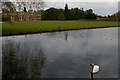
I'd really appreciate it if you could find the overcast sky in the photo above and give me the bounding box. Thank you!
[7,0,120,16]
[43,0,119,16]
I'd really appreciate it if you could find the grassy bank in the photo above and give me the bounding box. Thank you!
[2,20,118,36]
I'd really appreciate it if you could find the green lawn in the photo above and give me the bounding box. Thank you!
[2,20,118,36]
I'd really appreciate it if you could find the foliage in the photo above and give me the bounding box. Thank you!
[15,1,44,11]
[107,12,118,21]
[118,11,120,21]
[85,9,96,19]
[2,8,11,21]
[2,1,16,12]
[58,12,65,20]
[69,8,76,20]
[74,8,79,20]
[42,8,60,20]
[42,4,97,21]
[2,1,16,22]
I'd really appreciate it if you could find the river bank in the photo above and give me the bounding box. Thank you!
[2,20,118,36]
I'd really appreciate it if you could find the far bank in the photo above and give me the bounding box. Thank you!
[2,20,118,36]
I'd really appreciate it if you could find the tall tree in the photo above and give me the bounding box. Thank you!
[24,7,27,12]
[64,4,70,20]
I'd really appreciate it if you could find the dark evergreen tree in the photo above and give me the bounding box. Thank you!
[24,7,27,12]
[108,15,110,18]
[64,4,70,20]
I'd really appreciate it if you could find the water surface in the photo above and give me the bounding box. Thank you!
[2,27,118,78]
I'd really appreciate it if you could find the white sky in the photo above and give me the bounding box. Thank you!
[44,0,119,2]
[6,0,119,2]
[3,0,120,16]
[43,0,120,16]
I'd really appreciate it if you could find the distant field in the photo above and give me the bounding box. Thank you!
[2,20,118,36]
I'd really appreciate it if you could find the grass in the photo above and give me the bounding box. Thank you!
[2,20,118,36]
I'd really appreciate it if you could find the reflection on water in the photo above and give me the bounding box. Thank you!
[2,28,118,78]
[2,40,46,78]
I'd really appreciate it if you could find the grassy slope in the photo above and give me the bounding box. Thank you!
[2,20,118,35]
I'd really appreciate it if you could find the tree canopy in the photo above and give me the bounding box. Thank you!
[42,4,97,21]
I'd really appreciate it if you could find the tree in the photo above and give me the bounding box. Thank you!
[2,0,44,22]
[41,6,97,20]
[92,13,97,19]
[79,8,85,19]
[74,8,79,20]
[58,12,65,20]
[69,8,76,20]
[118,11,120,21]
[64,4,70,20]
[2,8,10,21]
[2,1,16,12]
[85,9,96,19]
[16,0,44,12]
[2,1,16,22]
[24,7,27,12]
[69,8,85,20]
[43,8,59,20]
[86,9,93,14]
[108,15,110,18]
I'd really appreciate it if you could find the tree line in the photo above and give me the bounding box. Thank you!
[41,4,97,20]
[2,2,118,21]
